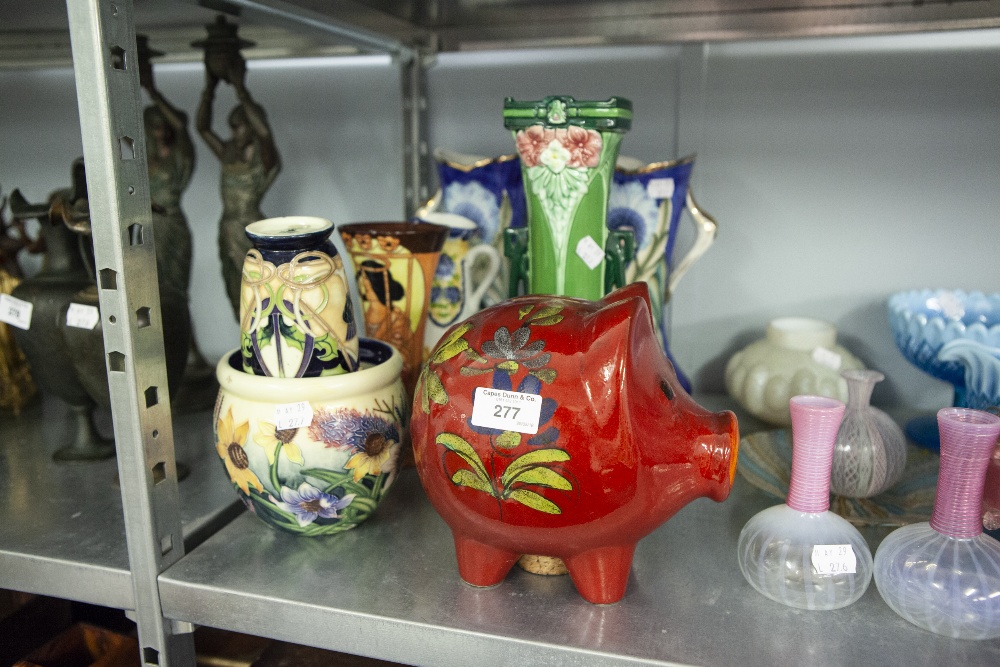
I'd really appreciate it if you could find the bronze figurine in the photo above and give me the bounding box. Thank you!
[194,16,281,317]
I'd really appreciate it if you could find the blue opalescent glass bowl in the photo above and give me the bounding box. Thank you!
[887,289,1000,389]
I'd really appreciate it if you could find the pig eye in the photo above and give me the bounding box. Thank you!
[659,379,675,401]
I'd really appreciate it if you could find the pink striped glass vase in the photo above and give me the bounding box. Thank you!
[874,407,1000,639]
[738,395,873,610]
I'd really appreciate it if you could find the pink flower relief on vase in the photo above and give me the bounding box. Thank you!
[558,126,602,168]
[516,126,555,167]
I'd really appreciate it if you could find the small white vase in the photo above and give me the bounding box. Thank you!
[725,317,864,426]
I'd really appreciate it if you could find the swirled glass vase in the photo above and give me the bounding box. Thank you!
[738,395,873,610]
[874,408,1000,639]
[830,370,907,498]
[240,216,359,378]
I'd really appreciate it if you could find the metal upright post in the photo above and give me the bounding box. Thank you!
[65,1,193,664]
[400,45,434,217]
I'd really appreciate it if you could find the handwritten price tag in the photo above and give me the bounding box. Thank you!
[470,387,542,435]
[575,235,605,270]
[811,346,842,370]
[646,177,675,200]
[66,303,100,330]
[274,401,314,431]
[811,544,857,575]
[0,293,32,330]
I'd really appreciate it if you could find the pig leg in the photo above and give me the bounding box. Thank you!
[453,534,519,587]
[564,544,636,604]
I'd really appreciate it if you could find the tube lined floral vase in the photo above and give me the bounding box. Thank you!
[240,217,359,378]
[214,339,406,536]
[503,96,633,300]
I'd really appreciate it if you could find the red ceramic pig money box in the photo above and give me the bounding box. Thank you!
[411,282,739,604]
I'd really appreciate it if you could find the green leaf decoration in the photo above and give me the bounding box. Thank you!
[437,433,490,482]
[507,489,562,514]
[501,448,571,485]
[530,368,557,384]
[528,315,563,326]
[278,316,306,351]
[300,467,355,488]
[498,360,519,373]
[460,367,493,376]
[451,469,495,495]
[506,466,572,491]
[314,334,338,361]
[518,305,534,320]
[256,317,274,348]
[432,323,473,363]
[529,305,562,322]
[464,347,488,363]
[240,331,253,357]
[425,370,449,406]
[419,371,431,415]
[495,430,521,449]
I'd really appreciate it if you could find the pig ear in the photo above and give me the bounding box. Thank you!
[600,282,654,330]
[581,288,657,385]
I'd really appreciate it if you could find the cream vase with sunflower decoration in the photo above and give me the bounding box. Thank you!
[214,338,407,536]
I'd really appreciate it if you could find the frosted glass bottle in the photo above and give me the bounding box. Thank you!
[874,408,1000,639]
[830,369,907,498]
[738,395,873,610]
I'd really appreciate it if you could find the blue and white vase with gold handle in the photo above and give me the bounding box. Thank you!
[608,155,718,392]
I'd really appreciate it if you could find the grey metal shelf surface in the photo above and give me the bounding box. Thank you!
[159,468,1000,667]
[0,400,241,610]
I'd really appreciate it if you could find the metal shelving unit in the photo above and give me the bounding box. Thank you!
[3,1,1000,665]
[160,470,1000,667]
[0,399,239,611]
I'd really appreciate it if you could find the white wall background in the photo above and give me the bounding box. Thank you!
[2,29,998,411]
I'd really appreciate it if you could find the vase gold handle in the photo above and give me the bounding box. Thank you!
[667,189,717,299]
[414,188,442,219]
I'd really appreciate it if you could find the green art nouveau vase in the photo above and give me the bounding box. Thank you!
[503,96,633,300]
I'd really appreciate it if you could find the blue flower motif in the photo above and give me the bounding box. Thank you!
[444,181,500,243]
[275,482,355,527]
[607,180,657,250]
[309,408,400,452]
[606,207,647,251]
[435,254,455,279]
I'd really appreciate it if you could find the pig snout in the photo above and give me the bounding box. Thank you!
[695,409,740,502]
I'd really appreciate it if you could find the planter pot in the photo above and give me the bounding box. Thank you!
[214,338,407,536]
[725,317,864,426]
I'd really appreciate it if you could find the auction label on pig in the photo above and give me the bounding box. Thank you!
[0,293,32,330]
[470,387,542,434]
[811,544,857,575]
[274,401,314,431]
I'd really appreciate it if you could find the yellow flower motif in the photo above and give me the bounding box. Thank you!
[376,235,401,253]
[344,432,399,482]
[216,407,263,495]
[253,421,305,465]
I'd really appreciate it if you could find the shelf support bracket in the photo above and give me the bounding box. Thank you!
[400,45,435,217]
[65,1,192,665]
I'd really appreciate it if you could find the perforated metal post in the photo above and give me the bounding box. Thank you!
[400,47,433,217]
[65,1,193,664]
